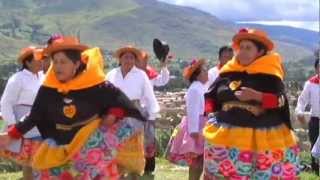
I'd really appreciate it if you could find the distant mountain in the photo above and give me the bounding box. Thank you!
[236,23,319,49]
[0,0,314,64]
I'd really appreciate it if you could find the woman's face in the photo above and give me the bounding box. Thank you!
[25,58,42,73]
[237,40,264,66]
[52,52,80,83]
[197,65,209,84]
[120,52,136,71]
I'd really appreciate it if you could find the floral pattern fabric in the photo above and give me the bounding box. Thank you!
[0,117,144,180]
[204,143,300,180]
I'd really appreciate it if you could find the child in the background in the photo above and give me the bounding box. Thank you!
[297,55,320,176]
[166,59,208,180]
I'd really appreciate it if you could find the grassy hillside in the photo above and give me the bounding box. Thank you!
[0,0,314,63]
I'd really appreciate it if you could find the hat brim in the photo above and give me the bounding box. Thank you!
[18,51,34,64]
[114,47,143,61]
[232,33,274,51]
[44,44,88,57]
[183,59,206,80]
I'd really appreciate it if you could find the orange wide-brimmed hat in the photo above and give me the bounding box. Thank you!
[232,28,274,51]
[183,58,206,80]
[113,45,143,61]
[33,47,50,61]
[18,46,50,64]
[44,36,88,56]
[18,46,40,64]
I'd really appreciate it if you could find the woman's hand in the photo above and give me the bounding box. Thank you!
[101,114,117,127]
[0,133,14,148]
[160,55,173,68]
[235,87,263,102]
[160,60,168,68]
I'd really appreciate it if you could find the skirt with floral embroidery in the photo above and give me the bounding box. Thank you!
[203,117,300,179]
[0,117,145,180]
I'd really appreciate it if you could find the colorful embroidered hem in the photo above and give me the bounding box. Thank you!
[0,117,144,179]
[203,144,300,179]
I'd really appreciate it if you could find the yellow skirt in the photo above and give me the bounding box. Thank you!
[203,122,298,152]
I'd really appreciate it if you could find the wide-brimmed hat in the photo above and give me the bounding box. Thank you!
[18,46,37,64]
[183,58,206,80]
[33,47,50,61]
[113,45,143,61]
[44,36,88,56]
[232,28,274,51]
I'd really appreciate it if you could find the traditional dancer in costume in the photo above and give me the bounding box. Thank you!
[0,36,146,179]
[203,28,299,179]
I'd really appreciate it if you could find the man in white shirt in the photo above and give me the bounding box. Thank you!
[1,47,43,137]
[0,46,43,180]
[206,46,234,90]
[106,46,160,177]
[296,58,320,175]
[107,65,159,120]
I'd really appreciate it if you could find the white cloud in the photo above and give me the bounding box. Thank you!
[158,0,319,21]
[238,21,319,32]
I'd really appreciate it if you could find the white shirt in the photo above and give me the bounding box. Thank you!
[151,67,170,87]
[186,81,206,133]
[1,69,43,136]
[295,79,320,118]
[106,66,160,120]
[140,67,169,119]
[205,66,219,90]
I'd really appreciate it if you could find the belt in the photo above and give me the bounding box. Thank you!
[56,114,98,131]
[17,104,32,107]
[222,101,264,116]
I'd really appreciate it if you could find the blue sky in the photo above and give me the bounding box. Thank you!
[158,0,319,31]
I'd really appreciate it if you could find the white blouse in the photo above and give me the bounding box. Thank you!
[295,80,320,118]
[106,66,160,120]
[186,81,206,133]
[0,69,43,137]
